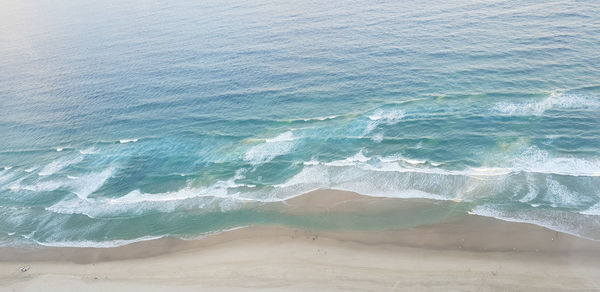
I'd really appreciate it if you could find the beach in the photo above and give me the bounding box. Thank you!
[2,190,600,291]
[2,1,600,290]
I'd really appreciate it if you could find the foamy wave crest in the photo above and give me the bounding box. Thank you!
[470,205,600,240]
[272,150,600,206]
[244,131,298,164]
[34,235,164,248]
[324,150,370,167]
[491,92,600,116]
[273,163,449,201]
[11,167,115,197]
[119,138,138,144]
[364,108,405,135]
[514,147,600,177]
[69,167,115,199]
[13,180,65,193]
[79,147,98,155]
[38,156,84,176]
[46,170,250,217]
[580,202,600,216]
[0,169,18,189]
[371,132,384,143]
[301,115,339,122]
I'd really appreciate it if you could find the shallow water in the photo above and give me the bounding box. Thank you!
[1,0,600,246]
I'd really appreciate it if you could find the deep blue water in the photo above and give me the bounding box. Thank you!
[1,0,600,246]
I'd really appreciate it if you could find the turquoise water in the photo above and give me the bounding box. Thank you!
[1,0,600,246]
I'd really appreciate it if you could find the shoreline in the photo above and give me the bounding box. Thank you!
[2,190,600,290]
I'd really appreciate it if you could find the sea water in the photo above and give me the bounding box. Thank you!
[1,0,600,246]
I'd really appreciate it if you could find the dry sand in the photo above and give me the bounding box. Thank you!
[1,189,600,291]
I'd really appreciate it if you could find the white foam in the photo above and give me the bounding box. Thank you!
[244,131,298,164]
[275,156,457,202]
[518,174,538,203]
[265,131,295,142]
[3,166,12,170]
[313,148,599,179]
[545,177,579,208]
[274,149,597,207]
[38,156,84,176]
[403,158,427,165]
[34,235,164,248]
[368,109,405,121]
[46,171,251,217]
[119,138,138,144]
[303,160,320,166]
[79,147,98,155]
[324,150,370,167]
[301,115,338,122]
[11,167,115,199]
[364,108,405,135]
[378,154,434,168]
[17,180,65,192]
[372,132,384,143]
[69,167,115,200]
[179,226,250,241]
[0,170,17,188]
[580,203,600,216]
[469,167,512,176]
[469,205,599,240]
[514,147,600,177]
[492,92,600,116]
[56,148,63,152]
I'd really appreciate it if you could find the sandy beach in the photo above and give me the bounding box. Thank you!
[3,0,600,290]
[1,190,600,291]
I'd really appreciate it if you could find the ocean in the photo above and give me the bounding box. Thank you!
[1,0,600,247]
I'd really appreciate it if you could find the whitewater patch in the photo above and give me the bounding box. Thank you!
[324,150,370,167]
[518,174,539,203]
[11,167,115,198]
[79,147,98,155]
[275,152,461,201]
[545,177,579,208]
[491,92,600,116]
[34,235,165,248]
[302,148,600,179]
[46,170,250,217]
[69,167,116,199]
[363,108,405,135]
[301,115,339,122]
[469,205,600,240]
[0,169,18,188]
[580,202,600,216]
[38,155,84,176]
[119,138,139,144]
[372,132,384,143]
[514,147,600,177]
[244,131,298,164]
[274,149,600,209]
